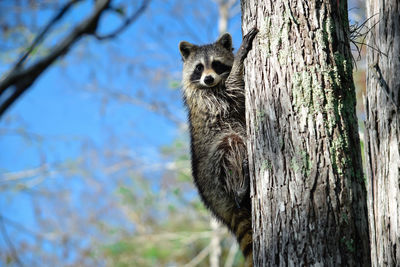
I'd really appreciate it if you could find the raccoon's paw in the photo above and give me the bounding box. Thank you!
[237,27,259,60]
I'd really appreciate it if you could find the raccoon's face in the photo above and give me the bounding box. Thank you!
[179,33,234,89]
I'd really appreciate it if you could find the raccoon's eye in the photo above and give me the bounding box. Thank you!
[212,60,231,75]
[195,64,203,72]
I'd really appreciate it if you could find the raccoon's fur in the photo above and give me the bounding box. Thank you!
[179,28,258,266]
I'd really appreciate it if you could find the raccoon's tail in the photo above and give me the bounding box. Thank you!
[230,209,253,266]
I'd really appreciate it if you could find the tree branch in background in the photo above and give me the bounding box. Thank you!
[0,214,59,242]
[209,218,221,267]
[0,0,149,119]
[94,0,150,40]
[212,0,238,34]
[13,0,83,70]
[0,215,23,267]
[183,244,211,267]
[103,90,184,127]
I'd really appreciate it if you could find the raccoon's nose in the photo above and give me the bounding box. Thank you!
[204,75,215,85]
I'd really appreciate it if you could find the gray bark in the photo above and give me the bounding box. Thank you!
[365,0,400,266]
[241,0,371,265]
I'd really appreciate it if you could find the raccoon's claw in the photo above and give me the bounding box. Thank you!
[237,27,259,60]
[243,28,259,48]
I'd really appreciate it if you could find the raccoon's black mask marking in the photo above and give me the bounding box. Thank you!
[190,63,204,82]
[212,60,232,75]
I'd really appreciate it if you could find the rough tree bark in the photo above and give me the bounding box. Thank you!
[241,0,371,265]
[365,0,400,266]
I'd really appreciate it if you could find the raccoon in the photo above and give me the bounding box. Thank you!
[179,28,258,266]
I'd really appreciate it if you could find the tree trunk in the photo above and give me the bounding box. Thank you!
[241,0,371,265]
[365,0,400,266]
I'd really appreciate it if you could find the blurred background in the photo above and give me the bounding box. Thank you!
[0,0,366,266]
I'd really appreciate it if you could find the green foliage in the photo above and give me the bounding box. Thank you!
[104,241,133,255]
[168,80,181,89]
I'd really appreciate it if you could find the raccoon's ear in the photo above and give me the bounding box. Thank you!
[216,33,232,51]
[179,41,196,61]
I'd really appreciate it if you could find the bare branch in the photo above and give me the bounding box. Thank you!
[0,216,23,267]
[131,231,215,242]
[0,0,149,119]
[0,164,51,182]
[0,0,111,118]
[224,242,238,267]
[349,13,383,63]
[13,0,82,70]
[229,4,241,19]
[94,0,150,40]
[183,244,211,267]
[213,0,238,34]
[209,218,221,267]
[0,214,59,242]
[99,89,185,127]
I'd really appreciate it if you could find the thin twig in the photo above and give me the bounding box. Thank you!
[0,215,24,267]
[0,164,50,182]
[353,40,387,57]
[183,244,211,267]
[94,0,150,40]
[0,214,58,242]
[349,13,384,62]
[224,241,239,267]
[0,0,111,118]
[13,0,82,71]
[0,0,148,119]
[98,89,184,126]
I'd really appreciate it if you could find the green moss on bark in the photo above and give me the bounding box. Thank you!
[290,17,359,182]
